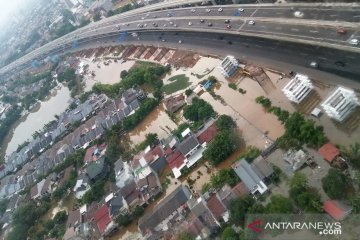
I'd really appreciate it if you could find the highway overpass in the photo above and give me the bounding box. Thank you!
[1,1,359,79]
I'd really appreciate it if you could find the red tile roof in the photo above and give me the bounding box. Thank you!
[167,150,185,169]
[232,182,250,198]
[207,194,225,221]
[94,204,111,234]
[164,147,173,155]
[132,145,165,169]
[323,200,348,221]
[197,123,218,144]
[319,143,340,163]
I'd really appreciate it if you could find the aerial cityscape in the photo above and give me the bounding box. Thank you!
[0,0,359,239]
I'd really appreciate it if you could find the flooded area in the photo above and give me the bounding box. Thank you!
[128,104,178,145]
[5,84,71,156]
[80,58,135,92]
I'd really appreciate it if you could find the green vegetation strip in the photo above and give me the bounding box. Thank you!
[163,74,191,94]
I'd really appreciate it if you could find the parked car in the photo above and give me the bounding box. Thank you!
[238,8,244,12]
[248,20,255,25]
[200,19,205,23]
[310,61,319,68]
[224,19,230,24]
[337,27,347,35]
[218,8,223,12]
[206,8,211,13]
[349,38,359,45]
[188,22,192,26]
[179,40,183,43]
[208,22,213,27]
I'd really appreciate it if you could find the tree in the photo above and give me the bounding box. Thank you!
[210,169,240,189]
[93,12,101,22]
[289,173,322,213]
[116,214,132,227]
[132,206,144,218]
[53,211,68,224]
[120,70,128,79]
[204,130,240,166]
[176,232,195,240]
[265,195,294,213]
[341,142,360,169]
[185,88,193,96]
[322,168,349,199]
[216,114,236,131]
[255,96,272,110]
[229,196,255,226]
[0,199,9,216]
[221,226,237,240]
[183,97,215,123]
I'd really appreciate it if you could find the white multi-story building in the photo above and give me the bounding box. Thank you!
[282,74,313,103]
[321,86,360,122]
[219,55,239,78]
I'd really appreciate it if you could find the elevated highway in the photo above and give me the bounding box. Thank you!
[1,2,359,79]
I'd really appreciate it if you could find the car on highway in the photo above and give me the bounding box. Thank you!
[238,8,244,12]
[206,8,211,13]
[179,40,182,43]
[310,61,319,68]
[174,24,178,27]
[294,11,304,18]
[350,38,359,45]
[161,39,166,42]
[144,23,147,27]
[188,22,193,26]
[153,23,158,27]
[224,19,230,24]
[218,8,223,12]
[248,20,255,25]
[191,9,196,13]
[169,21,174,25]
[337,27,347,35]
[208,22,213,27]
[226,25,231,29]
[200,19,205,23]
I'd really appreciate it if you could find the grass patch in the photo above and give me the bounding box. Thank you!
[163,74,191,94]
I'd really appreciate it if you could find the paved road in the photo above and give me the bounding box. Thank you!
[1,3,360,77]
[79,31,360,82]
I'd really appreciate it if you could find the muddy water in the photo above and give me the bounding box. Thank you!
[128,104,177,145]
[81,58,136,92]
[5,85,71,156]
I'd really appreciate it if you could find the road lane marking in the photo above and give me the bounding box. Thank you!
[330,14,338,17]
[275,26,282,30]
[291,28,300,32]
[310,30,318,33]
[318,57,327,60]
[300,53,308,56]
[353,15,360,18]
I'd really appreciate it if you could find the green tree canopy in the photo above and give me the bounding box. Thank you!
[216,114,236,131]
[210,169,240,189]
[229,196,255,226]
[265,195,294,213]
[221,226,237,240]
[183,97,215,123]
[341,142,360,169]
[322,168,349,199]
[204,130,241,166]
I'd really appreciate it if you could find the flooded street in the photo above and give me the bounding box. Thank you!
[128,104,178,146]
[81,58,135,91]
[5,84,71,156]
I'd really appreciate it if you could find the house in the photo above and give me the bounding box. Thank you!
[30,178,52,200]
[206,193,228,223]
[73,173,91,199]
[132,144,168,175]
[187,196,220,236]
[120,180,144,209]
[137,171,162,202]
[283,149,309,173]
[196,119,218,145]
[323,200,352,221]
[219,55,239,78]
[319,143,340,163]
[114,159,135,189]
[66,209,81,229]
[282,74,313,103]
[85,156,107,182]
[83,144,106,163]
[164,94,185,114]
[321,86,360,122]
[138,185,191,236]
[93,204,117,236]
[106,192,129,217]
[232,159,268,196]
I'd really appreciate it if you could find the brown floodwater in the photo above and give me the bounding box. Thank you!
[128,104,178,145]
